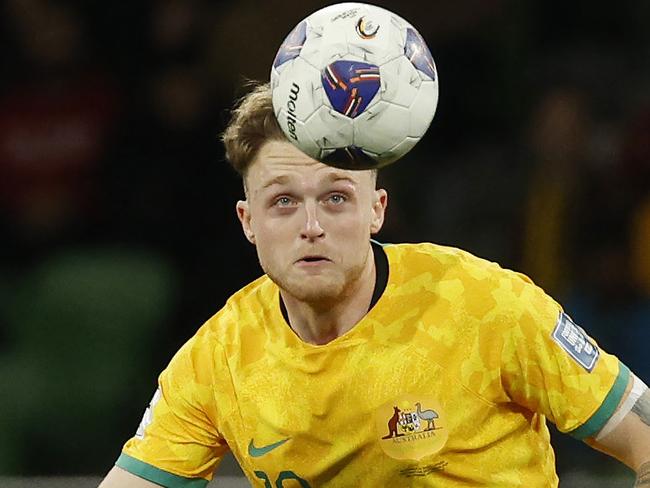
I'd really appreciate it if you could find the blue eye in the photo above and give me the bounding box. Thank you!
[329,194,346,204]
[275,196,293,206]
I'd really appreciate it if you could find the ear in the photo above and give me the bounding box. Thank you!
[236,200,256,244]
[370,188,388,234]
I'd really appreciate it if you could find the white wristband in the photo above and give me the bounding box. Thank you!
[595,373,648,441]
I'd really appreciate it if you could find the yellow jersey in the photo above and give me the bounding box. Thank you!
[117,242,629,487]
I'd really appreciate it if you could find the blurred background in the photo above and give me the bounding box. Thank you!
[0,0,648,484]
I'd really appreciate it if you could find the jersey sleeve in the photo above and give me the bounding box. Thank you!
[117,334,230,487]
[496,272,630,439]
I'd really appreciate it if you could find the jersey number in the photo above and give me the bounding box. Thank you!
[254,470,311,487]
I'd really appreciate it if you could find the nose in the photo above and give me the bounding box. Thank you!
[300,201,325,241]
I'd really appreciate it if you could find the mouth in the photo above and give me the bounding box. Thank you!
[296,255,331,265]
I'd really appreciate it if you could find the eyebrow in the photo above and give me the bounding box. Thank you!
[325,174,357,185]
[260,173,357,190]
[261,175,290,190]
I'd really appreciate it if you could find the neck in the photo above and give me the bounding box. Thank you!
[280,248,376,345]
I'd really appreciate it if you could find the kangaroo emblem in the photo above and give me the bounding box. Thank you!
[382,406,404,439]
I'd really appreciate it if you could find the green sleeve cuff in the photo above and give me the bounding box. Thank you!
[569,361,631,440]
[116,453,209,488]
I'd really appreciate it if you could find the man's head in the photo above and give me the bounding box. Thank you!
[222,83,388,305]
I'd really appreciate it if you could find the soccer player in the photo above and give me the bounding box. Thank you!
[99,84,650,487]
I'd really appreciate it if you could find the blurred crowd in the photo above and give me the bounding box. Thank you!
[0,0,648,477]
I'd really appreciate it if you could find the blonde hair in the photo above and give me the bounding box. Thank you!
[221,82,286,177]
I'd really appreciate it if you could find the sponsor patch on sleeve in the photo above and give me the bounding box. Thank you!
[551,312,600,372]
[135,387,162,439]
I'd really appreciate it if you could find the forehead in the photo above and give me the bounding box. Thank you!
[246,140,372,191]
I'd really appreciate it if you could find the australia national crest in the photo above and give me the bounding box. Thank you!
[375,394,448,460]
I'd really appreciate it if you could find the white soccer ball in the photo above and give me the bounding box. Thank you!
[270,2,438,170]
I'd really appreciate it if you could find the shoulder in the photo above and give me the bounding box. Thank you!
[384,242,560,328]
[385,241,508,272]
[384,241,530,287]
[168,274,277,373]
[203,274,276,330]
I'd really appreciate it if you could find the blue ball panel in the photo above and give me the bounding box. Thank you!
[321,60,381,119]
[404,28,436,80]
[273,21,307,68]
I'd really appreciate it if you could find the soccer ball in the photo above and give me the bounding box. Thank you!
[270,2,438,170]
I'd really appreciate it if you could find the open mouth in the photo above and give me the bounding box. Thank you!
[298,256,330,263]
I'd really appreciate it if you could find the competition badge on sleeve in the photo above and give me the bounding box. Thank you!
[552,312,600,372]
[135,388,162,439]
